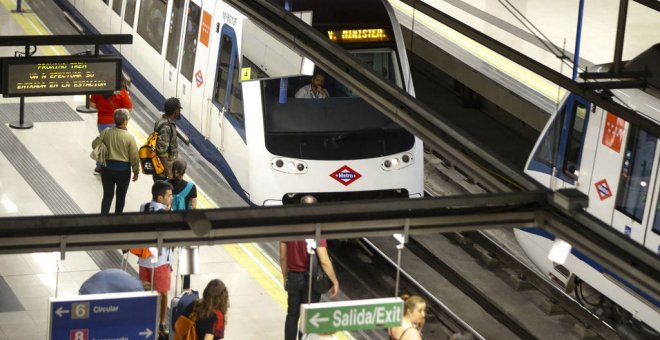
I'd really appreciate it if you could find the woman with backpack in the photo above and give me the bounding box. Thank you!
[175,278,229,340]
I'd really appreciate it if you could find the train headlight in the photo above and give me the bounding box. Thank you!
[381,153,413,170]
[271,158,308,174]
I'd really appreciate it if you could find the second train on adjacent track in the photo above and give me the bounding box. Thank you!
[518,45,660,335]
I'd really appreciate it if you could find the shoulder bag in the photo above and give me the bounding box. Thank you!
[90,136,108,166]
[311,249,333,295]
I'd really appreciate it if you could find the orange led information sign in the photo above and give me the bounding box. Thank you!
[327,29,391,43]
[1,56,121,97]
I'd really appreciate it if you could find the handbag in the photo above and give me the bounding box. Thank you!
[90,140,108,166]
[311,250,333,295]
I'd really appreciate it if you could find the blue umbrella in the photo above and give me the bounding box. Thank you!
[79,268,144,294]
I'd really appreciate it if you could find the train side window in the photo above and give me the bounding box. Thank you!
[228,49,244,125]
[180,2,201,81]
[165,0,186,67]
[562,102,587,179]
[124,0,137,27]
[112,0,123,15]
[615,126,657,222]
[213,34,233,109]
[136,0,167,53]
[532,109,563,166]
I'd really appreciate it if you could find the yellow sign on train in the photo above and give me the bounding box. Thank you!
[241,68,251,81]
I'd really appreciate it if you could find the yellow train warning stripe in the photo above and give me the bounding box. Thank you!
[389,0,566,103]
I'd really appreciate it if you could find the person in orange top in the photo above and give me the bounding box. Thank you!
[91,77,133,173]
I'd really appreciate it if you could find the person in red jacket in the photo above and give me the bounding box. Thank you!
[91,77,133,173]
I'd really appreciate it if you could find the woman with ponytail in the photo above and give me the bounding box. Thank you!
[388,294,426,340]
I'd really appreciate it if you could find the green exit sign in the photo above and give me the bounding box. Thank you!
[300,297,403,334]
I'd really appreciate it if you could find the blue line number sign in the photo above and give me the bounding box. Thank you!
[49,291,159,340]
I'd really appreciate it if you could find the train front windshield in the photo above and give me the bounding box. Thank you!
[262,50,414,160]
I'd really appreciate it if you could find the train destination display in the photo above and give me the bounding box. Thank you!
[1,56,121,97]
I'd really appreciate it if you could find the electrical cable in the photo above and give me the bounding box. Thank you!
[497,0,566,59]
[494,0,591,77]
[494,0,647,116]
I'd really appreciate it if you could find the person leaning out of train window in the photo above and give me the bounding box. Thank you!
[388,294,426,340]
[295,73,329,99]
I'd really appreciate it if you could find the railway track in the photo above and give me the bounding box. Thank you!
[363,148,618,339]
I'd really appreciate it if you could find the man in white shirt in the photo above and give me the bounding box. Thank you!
[295,73,329,99]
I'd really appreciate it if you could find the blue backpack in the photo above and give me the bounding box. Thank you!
[170,290,199,336]
[171,182,193,211]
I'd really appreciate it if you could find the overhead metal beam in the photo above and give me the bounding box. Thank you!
[634,0,660,12]
[578,80,646,90]
[613,0,630,74]
[0,34,132,46]
[396,0,660,137]
[0,193,543,254]
[0,191,657,301]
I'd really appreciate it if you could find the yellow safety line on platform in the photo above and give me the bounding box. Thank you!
[0,0,67,56]
[390,0,566,103]
[225,243,287,309]
[224,243,352,340]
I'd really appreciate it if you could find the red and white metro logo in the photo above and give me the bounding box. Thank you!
[330,165,362,186]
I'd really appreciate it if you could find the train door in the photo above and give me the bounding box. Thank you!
[132,0,170,93]
[611,130,659,244]
[528,94,591,190]
[554,95,590,188]
[114,0,138,60]
[162,0,187,101]
[644,164,660,254]
[110,0,124,33]
[206,23,239,150]
[186,0,215,131]
[88,0,112,34]
[203,5,248,187]
[177,0,202,121]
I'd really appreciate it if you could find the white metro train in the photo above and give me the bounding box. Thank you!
[517,44,660,335]
[59,0,424,205]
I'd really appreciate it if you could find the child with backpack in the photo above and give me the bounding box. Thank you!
[167,159,197,289]
[168,159,197,211]
[174,279,229,340]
